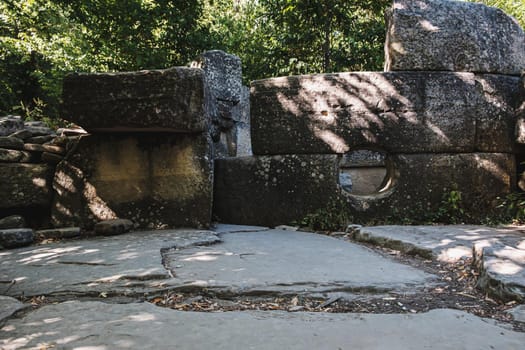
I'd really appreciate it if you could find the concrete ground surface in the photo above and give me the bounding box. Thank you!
[0,224,524,349]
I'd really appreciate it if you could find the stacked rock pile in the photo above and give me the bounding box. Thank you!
[0,115,69,248]
[0,115,67,165]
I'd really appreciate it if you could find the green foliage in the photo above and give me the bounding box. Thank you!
[433,189,467,224]
[294,197,353,232]
[496,192,525,224]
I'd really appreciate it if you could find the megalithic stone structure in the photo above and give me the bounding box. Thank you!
[213,0,524,226]
[53,67,213,230]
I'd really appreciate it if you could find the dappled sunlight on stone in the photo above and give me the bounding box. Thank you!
[485,260,523,275]
[437,247,472,262]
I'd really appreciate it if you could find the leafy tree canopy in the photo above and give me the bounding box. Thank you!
[1,0,523,120]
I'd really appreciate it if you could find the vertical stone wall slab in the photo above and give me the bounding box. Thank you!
[213,153,514,226]
[52,134,213,230]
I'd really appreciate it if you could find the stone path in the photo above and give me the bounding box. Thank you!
[1,224,524,349]
[354,225,525,301]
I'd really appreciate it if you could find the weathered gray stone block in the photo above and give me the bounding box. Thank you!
[251,72,519,155]
[0,164,53,209]
[0,136,24,150]
[36,227,81,240]
[61,67,208,133]
[52,134,213,230]
[0,116,24,137]
[0,215,26,229]
[213,153,514,226]
[0,228,34,249]
[94,219,133,236]
[384,0,525,75]
[213,155,339,226]
[193,50,249,157]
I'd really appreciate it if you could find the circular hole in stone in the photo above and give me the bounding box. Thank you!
[338,149,390,196]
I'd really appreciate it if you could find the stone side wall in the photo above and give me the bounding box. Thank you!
[213,0,525,226]
[52,67,213,230]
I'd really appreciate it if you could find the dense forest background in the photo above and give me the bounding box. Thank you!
[1,0,524,123]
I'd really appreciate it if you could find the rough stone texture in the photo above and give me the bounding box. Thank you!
[40,151,63,165]
[251,72,519,155]
[2,302,525,350]
[35,227,81,240]
[0,229,220,297]
[516,74,525,144]
[236,86,252,156]
[354,225,525,301]
[94,219,133,236]
[8,129,32,141]
[0,116,23,137]
[0,149,24,163]
[384,0,525,75]
[473,241,525,302]
[0,216,26,230]
[509,304,525,322]
[0,136,24,150]
[61,67,208,133]
[193,50,249,157]
[213,154,340,226]
[213,153,514,226]
[52,133,213,230]
[164,228,434,295]
[0,228,34,249]
[0,296,25,325]
[0,163,53,210]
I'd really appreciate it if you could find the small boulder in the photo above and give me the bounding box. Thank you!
[0,136,24,150]
[0,215,27,229]
[0,228,34,249]
[36,227,81,240]
[28,135,55,144]
[0,115,24,136]
[9,129,33,141]
[94,219,133,236]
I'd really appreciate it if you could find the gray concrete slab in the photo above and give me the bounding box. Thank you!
[0,230,219,298]
[165,228,435,296]
[1,301,524,350]
[354,225,525,301]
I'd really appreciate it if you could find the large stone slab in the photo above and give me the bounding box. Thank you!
[0,296,25,325]
[164,228,435,295]
[353,225,525,302]
[214,154,340,226]
[0,229,220,298]
[61,67,208,132]
[214,153,514,226]
[251,72,519,155]
[2,302,525,350]
[51,133,213,230]
[0,163,53,210]
[384,0,525,75]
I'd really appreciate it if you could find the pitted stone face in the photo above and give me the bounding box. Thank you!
[251,72,520,155]
[61,67,208,133]
[385,0,525,75]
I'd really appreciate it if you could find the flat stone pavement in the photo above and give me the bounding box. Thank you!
[354,225,525,301]
[0,224,524,349]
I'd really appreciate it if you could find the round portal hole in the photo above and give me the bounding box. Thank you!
[338,149,391,196]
